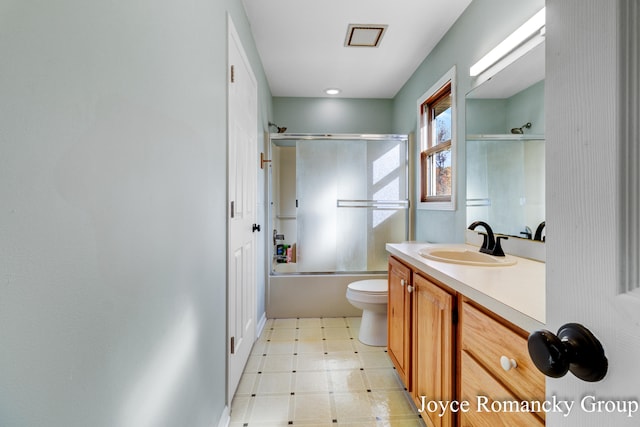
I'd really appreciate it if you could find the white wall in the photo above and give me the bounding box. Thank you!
[0,1,270,426]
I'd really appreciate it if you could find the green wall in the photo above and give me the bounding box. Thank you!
[392,0,544,242]
[467,81,544,135]
[273,97,393,134]
[0,1,271,426]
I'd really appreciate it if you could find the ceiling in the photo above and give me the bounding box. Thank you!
[241,0,473,99]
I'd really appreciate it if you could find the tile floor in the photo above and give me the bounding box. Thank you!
[229,317,426,426]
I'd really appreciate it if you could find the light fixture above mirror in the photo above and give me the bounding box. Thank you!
[465,8,546,259]
[470,8,545,84]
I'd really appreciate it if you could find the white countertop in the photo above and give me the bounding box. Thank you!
[386,242,545,332]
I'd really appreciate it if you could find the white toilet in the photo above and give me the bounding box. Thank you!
[346,279,388,346]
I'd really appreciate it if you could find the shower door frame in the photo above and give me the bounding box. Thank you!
[267,133,410,275]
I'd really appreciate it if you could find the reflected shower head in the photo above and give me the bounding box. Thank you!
[511,122,532,134]
[268,122,287,133]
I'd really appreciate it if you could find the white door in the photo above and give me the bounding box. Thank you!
[227,17,257,401]
[545,1,640,425]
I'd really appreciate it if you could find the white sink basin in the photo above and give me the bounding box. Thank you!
[418,247,517,267]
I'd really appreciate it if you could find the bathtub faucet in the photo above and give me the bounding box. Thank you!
[273,229,285,246]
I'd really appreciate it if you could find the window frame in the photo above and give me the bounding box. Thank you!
[416,66,457,211]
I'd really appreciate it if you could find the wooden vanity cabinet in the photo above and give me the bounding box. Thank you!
[411,273,456,427]
[387,256,545,427]
[459,299,545,426]
[387,256,412,387]
[388,257,456,427]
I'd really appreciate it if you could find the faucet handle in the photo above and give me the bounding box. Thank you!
[491,235,508,257]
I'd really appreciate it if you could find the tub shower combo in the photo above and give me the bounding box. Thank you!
[267,133,409,322]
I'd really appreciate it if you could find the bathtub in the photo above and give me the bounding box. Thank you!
[267,263,386,318]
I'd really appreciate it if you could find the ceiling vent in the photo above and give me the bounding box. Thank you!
[344,24,388,47]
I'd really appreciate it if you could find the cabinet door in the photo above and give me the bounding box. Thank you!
[412,273,455,427]
[387,256,411,387]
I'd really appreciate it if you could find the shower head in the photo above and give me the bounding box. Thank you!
[510,122,532,134]
[268,122,287,133]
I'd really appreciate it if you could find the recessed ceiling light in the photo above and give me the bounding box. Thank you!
[325,88,341,95]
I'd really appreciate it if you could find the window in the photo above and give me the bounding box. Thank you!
[417,67,456,210]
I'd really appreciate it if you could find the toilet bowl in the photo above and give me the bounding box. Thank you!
[346,279,388,346]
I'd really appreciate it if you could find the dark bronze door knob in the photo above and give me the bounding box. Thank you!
[527,323,608,382]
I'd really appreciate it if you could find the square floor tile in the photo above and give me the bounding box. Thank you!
[325,351,362,370]
[229,317,425,427]
[267,341,296,355]
[269,328,297,342]
[296,340,325,354]
[334,391,376,420]
[262,354,294,372]
[257,372,293,394]
[298,318,323,328]
[295,353,327,371]
[298,328,324,341]
[329,368,367,392]
[323,327,352,340]
[272,318,298,328]
[292,393,332,422]
[321,317,348,327]
[325,339,356,352]
[363,368,403,390]
[248,395,291,423]
[293,370,331,393]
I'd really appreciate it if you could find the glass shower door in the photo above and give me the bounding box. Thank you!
[296,137,408,273]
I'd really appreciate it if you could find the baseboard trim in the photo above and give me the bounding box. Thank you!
[216,405,230,427]
[256,311,267,338]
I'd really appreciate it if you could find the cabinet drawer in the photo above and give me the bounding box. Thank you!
[460,300,544,405]
[460,351,544,427]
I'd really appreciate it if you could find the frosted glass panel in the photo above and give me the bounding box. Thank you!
[295,137,407,273]
[296,140,339,272]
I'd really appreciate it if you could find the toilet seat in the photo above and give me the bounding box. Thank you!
[346,279,388,304]
[347,279,387,294]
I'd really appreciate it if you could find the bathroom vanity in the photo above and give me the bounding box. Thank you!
[386,242,545,427]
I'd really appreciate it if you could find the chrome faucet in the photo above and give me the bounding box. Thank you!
[467,221,508,257]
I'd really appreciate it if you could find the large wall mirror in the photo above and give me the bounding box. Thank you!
[465,41,545,241]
